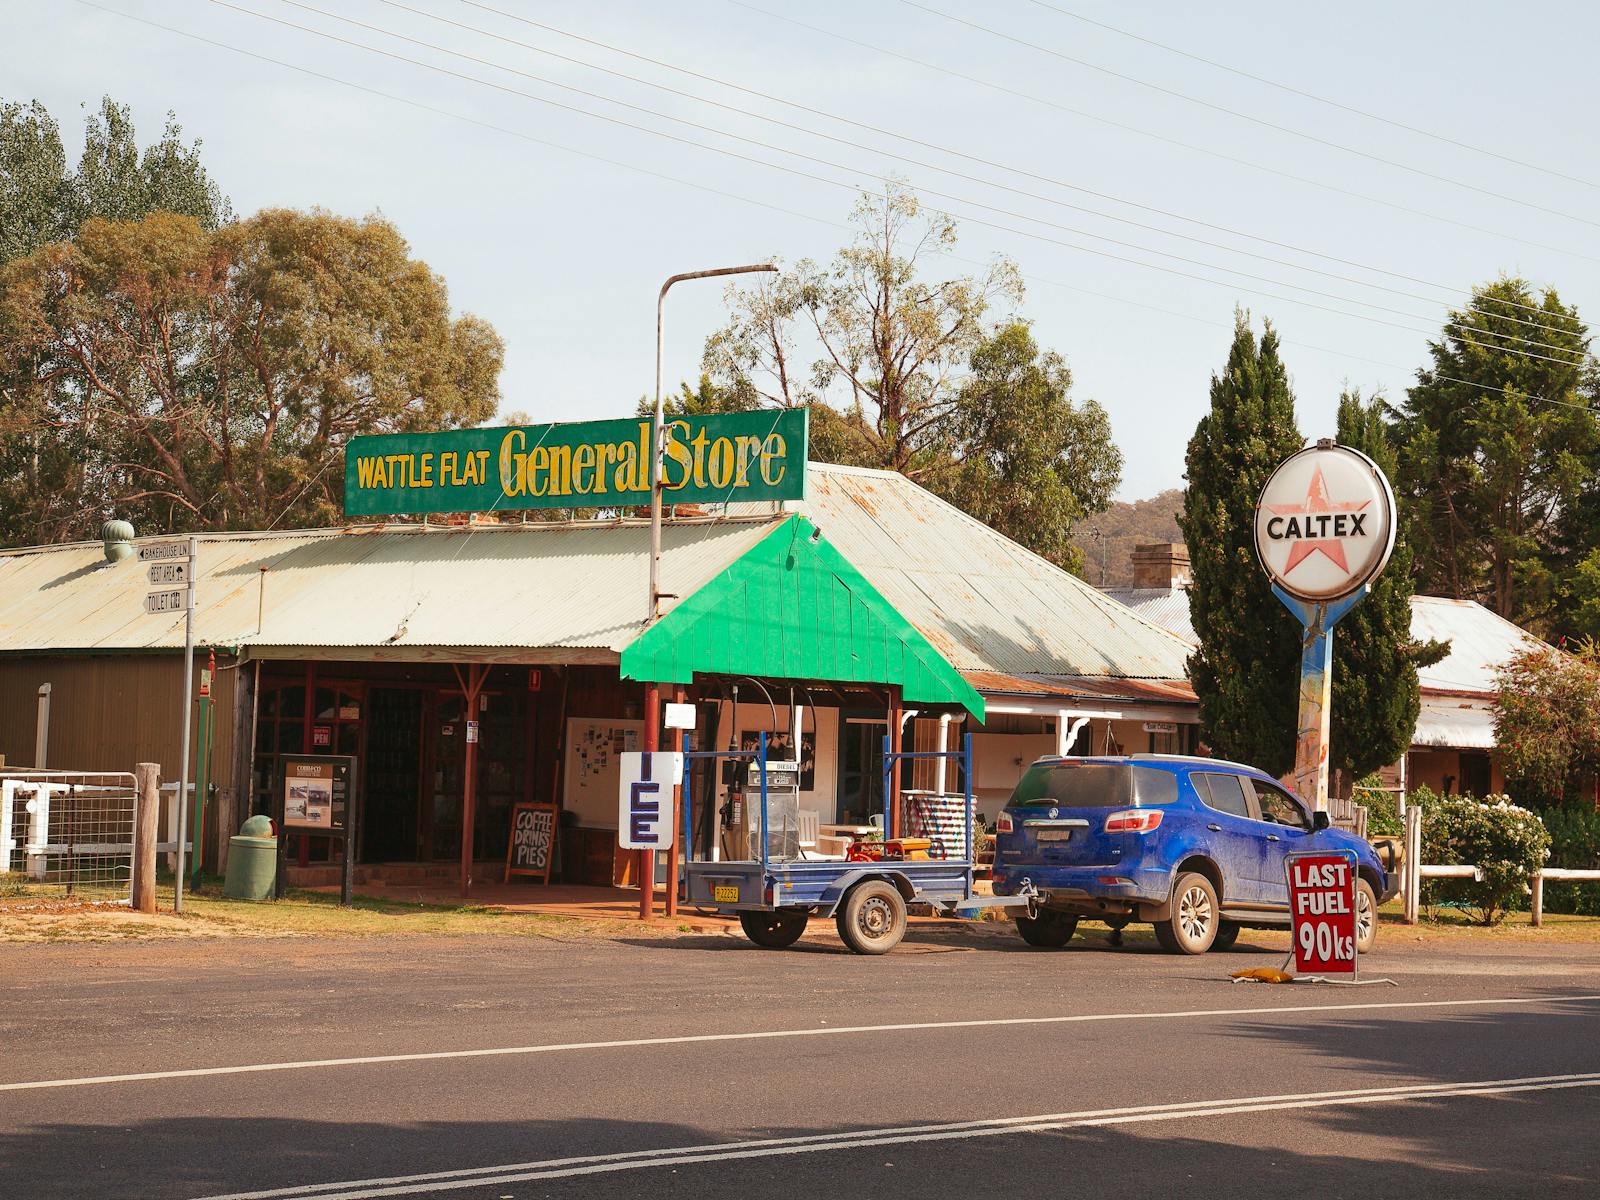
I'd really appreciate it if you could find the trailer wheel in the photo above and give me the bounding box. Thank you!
[1014,910,1078,948]
[739,908,808,949]
[836,880,907,954]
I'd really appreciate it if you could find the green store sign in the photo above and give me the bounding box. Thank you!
[344,409,807,517]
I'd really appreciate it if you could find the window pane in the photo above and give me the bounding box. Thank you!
[1256,783,1310,829]
[1007,763,1132,809]
[1200,773,1251,818]
[1133,767,1178,806]
[279,686,305,718]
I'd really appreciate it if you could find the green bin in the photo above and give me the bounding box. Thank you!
[223,815,278,900]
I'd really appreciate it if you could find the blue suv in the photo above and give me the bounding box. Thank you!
[991,755,1398,954]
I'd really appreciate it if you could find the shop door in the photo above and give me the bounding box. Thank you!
[839,718,887,827]
[362,688,424,862]
[427,690,528,863]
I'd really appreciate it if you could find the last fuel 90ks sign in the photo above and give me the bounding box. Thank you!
[1254,442,1396,602]
[1285,850,1359,977]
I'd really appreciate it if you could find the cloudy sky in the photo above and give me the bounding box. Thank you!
[6,1,1596,499]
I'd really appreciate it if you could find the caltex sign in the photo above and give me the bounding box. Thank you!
[1253,441,1396,602]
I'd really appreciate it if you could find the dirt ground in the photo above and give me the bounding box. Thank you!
[4,888,1599,948]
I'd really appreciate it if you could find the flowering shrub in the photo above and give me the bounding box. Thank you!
[1494,645,1600,802]
[1419,790,1551,925]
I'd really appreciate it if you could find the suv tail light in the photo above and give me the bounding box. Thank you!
[997,812,1014,834]
[1105,809,1163,833]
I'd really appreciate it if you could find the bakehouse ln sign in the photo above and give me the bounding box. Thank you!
[344,409,807,517]
[1253,441,1396,602]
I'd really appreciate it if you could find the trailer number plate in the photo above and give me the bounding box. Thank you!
[713,885,740,903]
[1036,830,1073,842]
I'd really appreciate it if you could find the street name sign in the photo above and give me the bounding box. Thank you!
[617,751,683,850]
[147,561,189,585]
[138,541,189,562]
[143,589,187,614]
[344,409,808,517]
[1285,849,1359,978]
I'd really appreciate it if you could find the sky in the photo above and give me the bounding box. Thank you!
[5,0,1597,500]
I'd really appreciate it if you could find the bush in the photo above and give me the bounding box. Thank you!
[1540,805,1600,916]
[1418,791,1550,925]
[1355,774,1402,838]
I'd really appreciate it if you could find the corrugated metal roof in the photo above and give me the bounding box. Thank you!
[0,519,779,655]
[1411,595,1548,696]
[961,670,1196,704]
[1414,694,1497,749]
[778,465,1194,681]
[1101,587,1199,644]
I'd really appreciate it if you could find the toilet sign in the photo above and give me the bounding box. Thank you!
[617,751,683,849]
[1285,850,1359,978]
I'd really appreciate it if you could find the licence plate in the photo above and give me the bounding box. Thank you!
[713,884,740,903]
[1036,830,1073,843]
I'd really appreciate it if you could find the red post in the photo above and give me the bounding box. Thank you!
[665,684,686,918]
[888,690,903,840]
[460,663,485,899]
[640,682,660,919]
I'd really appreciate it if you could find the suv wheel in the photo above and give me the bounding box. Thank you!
[1211,919,1242,952]
[1354,878,1378,954]
[1154,872,1219,955]
[1015,910,1079,948]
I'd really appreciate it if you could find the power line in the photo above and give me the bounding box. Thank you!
[899,0,1600,231]
[70,2,1597,423]
[215,0,1591,366]
[437,0,1582,342]
[725,0,1600,268]
[1017,0,1600,194]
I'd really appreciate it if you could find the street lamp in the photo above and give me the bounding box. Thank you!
[648,264,778,624]
[639,262,776,922]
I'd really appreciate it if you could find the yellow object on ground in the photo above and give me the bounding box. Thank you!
[1230,966,1297,984]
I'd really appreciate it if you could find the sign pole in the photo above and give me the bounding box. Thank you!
[173,535,197,914]
[1273,586,1367,812]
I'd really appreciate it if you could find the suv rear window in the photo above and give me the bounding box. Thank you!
[1006,762,1177,809]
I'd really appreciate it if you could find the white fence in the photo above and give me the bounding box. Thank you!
[1398,806,1600,926]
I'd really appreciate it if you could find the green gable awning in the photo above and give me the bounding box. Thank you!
[620,515,984,720]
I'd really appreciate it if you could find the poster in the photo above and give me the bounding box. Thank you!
[741,729,816,791]
[284,760,335,830]
[505,802,558,883]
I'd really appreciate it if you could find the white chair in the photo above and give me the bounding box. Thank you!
[797,809,848,861]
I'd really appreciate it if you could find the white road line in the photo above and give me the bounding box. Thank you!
[6,992,1598,1095]
[196,1071,1600,1200]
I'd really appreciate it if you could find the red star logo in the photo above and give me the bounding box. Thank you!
[1265,468,1371,575]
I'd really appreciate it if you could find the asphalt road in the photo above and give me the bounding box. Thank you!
[3,921,1598,1199]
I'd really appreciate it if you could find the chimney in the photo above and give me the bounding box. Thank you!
[1131,543,1191,590]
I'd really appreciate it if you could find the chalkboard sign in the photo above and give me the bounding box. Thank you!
[504,801,558,883]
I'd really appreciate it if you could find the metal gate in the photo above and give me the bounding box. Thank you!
[0,771,139,901]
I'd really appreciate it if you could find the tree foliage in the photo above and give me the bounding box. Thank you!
[1,96,229,266]
[1329,391,1448,779]
[1179,313,1304,776]
[937,322,1121,570]
[1492,642,1600,803]
[0,208,501,542]
[1393,278,1600,634]
[703,184,1119,568]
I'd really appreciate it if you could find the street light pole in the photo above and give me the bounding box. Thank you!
[648,264,777,624]
[640,263,776,921]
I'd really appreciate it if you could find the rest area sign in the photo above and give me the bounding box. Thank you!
[344,409,806,516]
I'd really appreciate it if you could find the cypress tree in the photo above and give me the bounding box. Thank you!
[1330,392,1448,780]
[1179,314,1304,775]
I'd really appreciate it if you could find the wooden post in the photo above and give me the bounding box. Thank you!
[1402,805,1422,925]
[640,682,660,920]
[1531,871,1544,928]
[132,763,160,913]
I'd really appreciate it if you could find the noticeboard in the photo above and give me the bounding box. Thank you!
[1285,850,1358,978]
[280,755,354,834]
[505,802,558,883]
